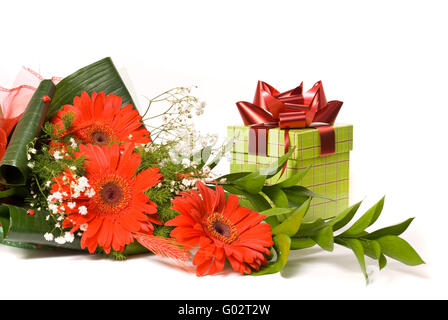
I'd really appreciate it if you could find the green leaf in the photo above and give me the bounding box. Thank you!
[0,187,27,199]
[260,148,294,178]
[360,239,381,261]
[232,172,267,194]
[379,254,388,270]
[275,166,311,188]
[330,200,363,232]
[0,204,80,250]
[222,185,271,212]
[311,225,334,251]
[294,218,327,236]
[251,234,291,276]
[364,218,414,240]
[272,198,311,236]
[218,172,252,182]
[290,237,316,250]
[283,186,319,208]
[340,197,385,237]
[264,216,280,228]
[259,207,292,217]
[377,235,425,266]
[342,238,368,281]
[48,57,136,117]
[243,192,272,212]
[262,186,289,208]
[192,146,212,170]
[284,185,331,200]
[0,80,55,185]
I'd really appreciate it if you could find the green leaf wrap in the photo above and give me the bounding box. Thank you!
[0,204,81,250]
[0,80,55,185]
[48,57,136,116]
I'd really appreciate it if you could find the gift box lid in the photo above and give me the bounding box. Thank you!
[228,123,353,161]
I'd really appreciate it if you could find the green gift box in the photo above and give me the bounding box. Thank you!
[228,124,353,222]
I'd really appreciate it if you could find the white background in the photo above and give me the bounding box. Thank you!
[0,0,446,299]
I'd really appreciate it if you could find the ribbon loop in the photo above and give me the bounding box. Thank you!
[236,80,343,157]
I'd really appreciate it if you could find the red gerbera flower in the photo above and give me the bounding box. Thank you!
[59,143,162,254]
[166,182,274,276]
[51,91,150,146]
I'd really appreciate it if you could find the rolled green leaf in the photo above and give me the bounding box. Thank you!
[251,234,291,276]
[48,57,136,117]
[0,80,55,186]
[0,204,81,250]
[290,237,316,250]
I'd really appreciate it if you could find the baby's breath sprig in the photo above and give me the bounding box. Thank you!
[141,87,206,145]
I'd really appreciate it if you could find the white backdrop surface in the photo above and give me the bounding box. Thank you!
[0,0,446,299]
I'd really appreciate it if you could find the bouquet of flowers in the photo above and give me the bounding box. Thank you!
[0,58,423,281]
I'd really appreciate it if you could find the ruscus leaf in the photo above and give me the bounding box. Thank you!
[340,197,385,237]
[271,198,311,236]
[377,235,425,266]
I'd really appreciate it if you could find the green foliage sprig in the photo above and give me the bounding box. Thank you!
[214,153,424,281]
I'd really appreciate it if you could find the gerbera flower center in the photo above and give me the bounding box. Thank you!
[92,174,131,214]
[80,123,115,146]
[91,131,109,145]
[205,213,238,244]
[100,182,123,205]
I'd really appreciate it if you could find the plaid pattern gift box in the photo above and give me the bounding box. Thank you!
[228,123,353,222]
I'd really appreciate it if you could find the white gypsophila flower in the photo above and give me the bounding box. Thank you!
[55,223,61,228]
[27,162,35,169]
[29,148,37,154]
[44,232,54,241]
[45,181,51,187]
[45,215,50,221]
[182,178,192,187]
[69,166,77,171]
[72,191,81,198]
[67,202,76,209]
[78,206,88,215]
[64,232,75,243]
[48,203,58,214]
[80,223,88,231]
[54,237,66,245]
[52,192,63,201]
[70,138,77,149]
[27,153,31,160]
[181,158,191,168]
[85,188,96,198]
[53,151,63,160]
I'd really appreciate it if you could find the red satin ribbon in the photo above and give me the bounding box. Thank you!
[236,80,343,157]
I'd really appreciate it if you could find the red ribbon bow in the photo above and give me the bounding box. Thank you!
[236,81,343,156]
